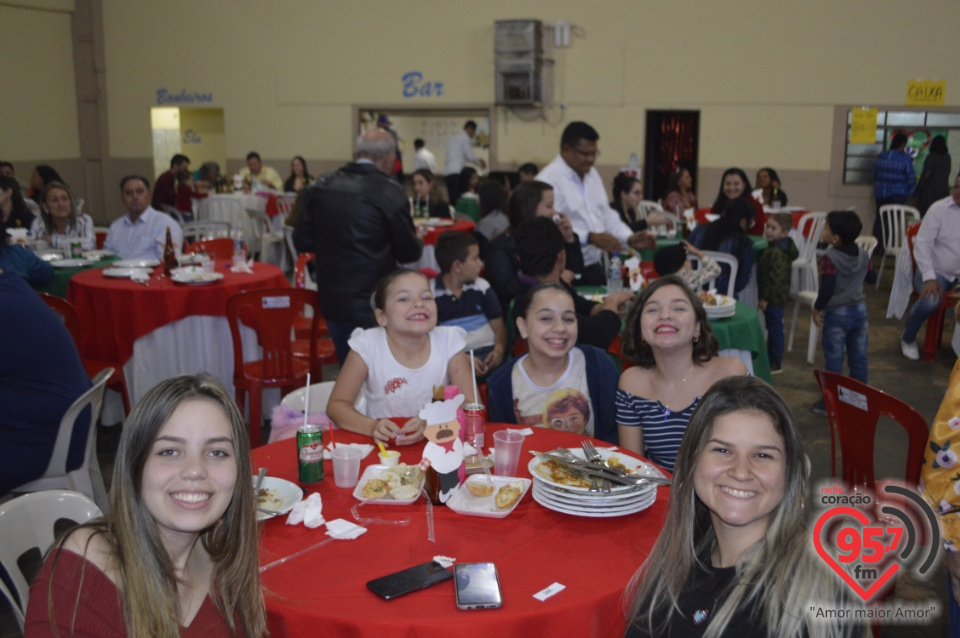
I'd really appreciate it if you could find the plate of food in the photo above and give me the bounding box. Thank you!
[103,267,152,279]
[115,258,160,269]
[37,251,64,262]
[52,258,93,268]
[353,463,424,504]
[255,475,302,521]
[698,290,736,319]
[527,447,664,494]
[177,253,207,265]
[446,476,531,519]
[82,249,114,261]
[170,267,224,285]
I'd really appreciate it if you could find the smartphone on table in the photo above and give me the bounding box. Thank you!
[366,560,453,600]
[454,562,503,610]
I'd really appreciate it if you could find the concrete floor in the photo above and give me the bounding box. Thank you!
[3,261,956,637]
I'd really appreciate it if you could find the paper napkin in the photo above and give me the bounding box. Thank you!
[230,259,255,274]
[322,442,374,460]
[325,518,367,540]
[286,492,325,528]
[508,428,534,436]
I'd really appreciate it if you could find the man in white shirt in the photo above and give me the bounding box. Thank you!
[536,121,655,285]
[238,151,283,191]
[104,175,184,261]
[900,173,960,359]
[413,138,438,173]
[444,120,486,204]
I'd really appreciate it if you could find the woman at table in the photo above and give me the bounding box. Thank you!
[914,135,951,216]
[661,166,698,216]
[756,167,788,207]
[475,178,509,250]
[484,180,585,310]
[409,169,451,218]
[688,198,756,296]
[623,376,863,637]
[284,155,314,193]
[610,174,676,233]
[0,233,53,285]
[24,373,267,637]
[616,275,746,471]
[28,164,64,204]
[488,283,619,442]
[30,181,96,251]
[710,167,764,235]
[0,174,35,233]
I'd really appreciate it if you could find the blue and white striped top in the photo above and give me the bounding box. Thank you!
[614,389,701,473]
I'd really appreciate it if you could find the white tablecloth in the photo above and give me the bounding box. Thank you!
[197,193,267,251]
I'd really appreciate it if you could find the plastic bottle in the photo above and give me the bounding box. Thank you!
[607,253,622,293]
[232,229,245,265]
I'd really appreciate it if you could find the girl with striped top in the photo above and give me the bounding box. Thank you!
[615,276,746,471]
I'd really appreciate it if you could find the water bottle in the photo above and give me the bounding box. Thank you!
[607,253,622,293]
[232,229,245,266]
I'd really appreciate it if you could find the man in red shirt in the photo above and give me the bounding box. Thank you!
[151,153,189,210]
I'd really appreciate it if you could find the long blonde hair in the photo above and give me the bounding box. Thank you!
[49,374,266,637]
[38,181,79,235]
[624,376,863,638]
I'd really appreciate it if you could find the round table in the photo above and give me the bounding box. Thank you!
[708,301,772,381]
[34,255,120,298]
[635,234,767,262]
[253,425,669,637]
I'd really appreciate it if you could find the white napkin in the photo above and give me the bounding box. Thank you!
[322,442,375,460]
[230,259,255,274]
[463,442,479,456]
[433,555,456,569]
[285,492,325,528]
[325,518,367,540]
[508,428,534,436]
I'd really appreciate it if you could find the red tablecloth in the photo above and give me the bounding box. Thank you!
[67,262,289,364]
[253,425,669,637]
[422,219,476,246]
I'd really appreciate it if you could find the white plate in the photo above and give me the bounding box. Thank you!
[533,477,655,503]
[82,250,114,261]
[353,464,424,505]
[532,484,656,517]
[255,476,302,521]
[38,251,64,262]
[532,481,655,511]
[701,294,736,319]
[115,258,160,268]
[170,267,224,285]
[446,476,531,519]
[177,253,206,265]
[528,448,663,494]
[52,258,93,268]
[103,267,152,278]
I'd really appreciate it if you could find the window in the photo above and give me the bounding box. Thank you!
[843,109,960,184]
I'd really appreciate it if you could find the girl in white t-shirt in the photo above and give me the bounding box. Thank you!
[327,269,475,445]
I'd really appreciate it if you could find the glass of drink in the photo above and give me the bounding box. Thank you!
[493,431,524,476]
[331,446,363,488]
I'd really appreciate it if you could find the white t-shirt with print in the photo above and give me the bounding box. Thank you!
[349,326,466,419]
[510,349,594,436]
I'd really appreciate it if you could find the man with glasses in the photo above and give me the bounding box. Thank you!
[900,173,960,360]
[537,121,654,285]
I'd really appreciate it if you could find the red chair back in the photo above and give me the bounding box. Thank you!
[226,288,319,380]
[38,293,81,344]
[295,252,314,289]
[813,370,927,489]
[185,237,234,261]
[95,229,107,249]
[905,222,921,276]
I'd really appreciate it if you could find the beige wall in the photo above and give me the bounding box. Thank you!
[5,1,960,221]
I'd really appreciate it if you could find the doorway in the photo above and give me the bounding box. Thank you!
[150,107,225,180]
[643,111,700,204]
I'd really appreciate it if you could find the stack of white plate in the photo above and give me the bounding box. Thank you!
[528,448,663,518]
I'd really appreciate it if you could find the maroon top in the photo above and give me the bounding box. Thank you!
[25,548,237,637]
[152,170,177,209]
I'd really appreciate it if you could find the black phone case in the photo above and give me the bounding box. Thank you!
[366,561,453,600]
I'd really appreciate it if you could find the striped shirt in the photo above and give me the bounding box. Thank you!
[615,389,701,472]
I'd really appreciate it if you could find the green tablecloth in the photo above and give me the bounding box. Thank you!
[34,255,120,298]
[635,234,768,262]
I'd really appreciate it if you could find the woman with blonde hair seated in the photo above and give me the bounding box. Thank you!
[30,181,96,250]
[26,374,267,637]
[623,376,864,637]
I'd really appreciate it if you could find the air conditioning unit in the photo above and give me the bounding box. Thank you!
[494,20,553,106]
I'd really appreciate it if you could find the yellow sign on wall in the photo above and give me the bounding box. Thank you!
[850,108,878,144]
[907,80,946,106]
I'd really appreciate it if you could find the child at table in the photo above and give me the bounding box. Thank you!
[174,169,206,222]
[327,268,475,445]
[652,241,721,291]
[811,211,877,412]
[431,231,507,379]
[758,212,798,374]
[487,282,620,443]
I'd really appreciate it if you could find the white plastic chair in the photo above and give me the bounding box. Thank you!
[11,369,113,514]
[855,235,879,259]
[282,381,366,415]
[701,251,738,298]
[876,204,920,290]
[245,207,285,266]
[0,490,102,631]
[182,220,232,243]
[638,200,663,220]
[160,204,187,226]
[791,212,827,294]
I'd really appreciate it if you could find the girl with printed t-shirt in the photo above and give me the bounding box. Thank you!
[487,283,619,443]
[327,268,475,445]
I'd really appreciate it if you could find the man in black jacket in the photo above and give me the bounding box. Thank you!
[294,128,422,363]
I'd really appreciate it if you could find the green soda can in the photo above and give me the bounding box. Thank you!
[297,424,324,483]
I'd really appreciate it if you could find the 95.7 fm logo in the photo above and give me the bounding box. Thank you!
[813,482,939,604]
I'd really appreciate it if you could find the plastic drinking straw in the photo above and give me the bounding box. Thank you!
[303,373,311,429]
[259,536,335,573]
[469,349,480,406]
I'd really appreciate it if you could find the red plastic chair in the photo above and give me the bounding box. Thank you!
[906,223,960,361]
[813,370,927,490]
[226,288,319,446]
[184,237,234,261]
[38,293,131,415]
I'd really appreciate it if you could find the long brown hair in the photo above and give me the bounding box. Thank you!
[38,181,79,235]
